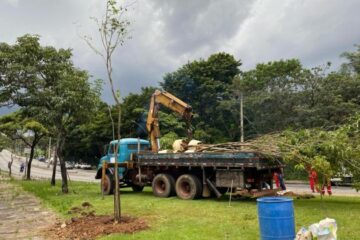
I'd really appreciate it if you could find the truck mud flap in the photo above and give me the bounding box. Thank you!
[206,179,222,198]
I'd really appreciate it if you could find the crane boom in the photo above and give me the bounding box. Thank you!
[146,89,193,152]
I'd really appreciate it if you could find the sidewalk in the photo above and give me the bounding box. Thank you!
[0,175,57,240]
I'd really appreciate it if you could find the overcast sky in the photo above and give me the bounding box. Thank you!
[1,0,360,110]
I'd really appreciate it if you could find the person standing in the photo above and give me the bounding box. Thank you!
[321,176,332,195]
[278,169,286,190]
[273,169,286,190]
[20,162,25,173]
[309,168,319,193]
[273,171,280,189]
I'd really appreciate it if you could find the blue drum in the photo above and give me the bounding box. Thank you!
[257,197,295,240]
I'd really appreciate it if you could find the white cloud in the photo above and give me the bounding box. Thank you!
[4,0,18,7]
[226,0,360,69]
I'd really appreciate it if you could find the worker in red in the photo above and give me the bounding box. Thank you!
[273,169,286,190]
[273,171,280,189]
[308,168,319,193]
[321,176,332,195]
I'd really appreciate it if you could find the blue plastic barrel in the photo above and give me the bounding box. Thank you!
[257,197,295,240]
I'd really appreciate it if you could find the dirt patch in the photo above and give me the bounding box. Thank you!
[81,201,92,208]
[49,215,148,240]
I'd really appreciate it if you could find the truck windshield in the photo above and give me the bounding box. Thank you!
[108,144,118,154]
[128,144,149,150]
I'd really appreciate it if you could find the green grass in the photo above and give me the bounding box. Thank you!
[13,179,360,240]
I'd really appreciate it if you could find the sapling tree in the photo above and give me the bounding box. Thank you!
[83,0,131,222]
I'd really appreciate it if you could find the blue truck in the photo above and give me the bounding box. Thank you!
[95,137,282,200]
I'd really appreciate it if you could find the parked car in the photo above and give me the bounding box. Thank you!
[80,163,92,170]
[331,167,353,186]
[331,173,353,186]
[74,162,92,170]
[37,156,46,162]
[65,162,75,169]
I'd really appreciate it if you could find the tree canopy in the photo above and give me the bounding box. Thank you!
[0,35,101,191]
[161,52,241,142]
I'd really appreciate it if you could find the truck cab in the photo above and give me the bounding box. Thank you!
[95,138,150,194]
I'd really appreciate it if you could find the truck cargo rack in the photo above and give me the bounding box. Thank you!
[134,152,282,170]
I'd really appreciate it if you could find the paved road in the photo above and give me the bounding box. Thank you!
[0,150,99,182]
[286,183,360,197]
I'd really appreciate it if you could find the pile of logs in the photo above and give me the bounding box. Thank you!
[170,136,281,157]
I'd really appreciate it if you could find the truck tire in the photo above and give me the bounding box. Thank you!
[175,174,202,200]
[101,173,114,195]
[152,173,175,198]
[131,184,144,192]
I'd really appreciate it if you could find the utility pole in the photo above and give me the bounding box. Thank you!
[239,91,244,143]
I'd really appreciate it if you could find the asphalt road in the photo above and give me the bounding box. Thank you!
[286,182,360,197]
[0,149,98,182]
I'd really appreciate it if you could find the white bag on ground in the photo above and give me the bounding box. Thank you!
[309,218,337,240]
[318,218,337,240]
[296,218,337,240]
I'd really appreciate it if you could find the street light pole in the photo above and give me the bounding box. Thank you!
[240,91,244,143]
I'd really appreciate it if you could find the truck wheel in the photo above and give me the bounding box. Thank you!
[152,173,175,198]
[175,174,202,200]
[131,184,144,192]
[101,173,114,195]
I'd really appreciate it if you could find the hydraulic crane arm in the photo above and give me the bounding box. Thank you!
[146,89,193,152]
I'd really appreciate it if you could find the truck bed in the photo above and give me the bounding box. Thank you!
[134,152,281,170]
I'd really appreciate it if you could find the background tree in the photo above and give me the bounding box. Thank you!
[161,52,241,143]
[63,101,113,166]
[0,35,101,192]
[0,111,47,179]
[0,133,11,152]
[235,57,360,136]
[30,66,101,192]
[277,114,360,190]
[341,44,360,74]
[235,59,306,135]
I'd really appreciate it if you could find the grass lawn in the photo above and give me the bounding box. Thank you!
[12,179,360,240]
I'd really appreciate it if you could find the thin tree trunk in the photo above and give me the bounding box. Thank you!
[26,144,35,180]
[59,153,68,193]
[113,103,121,222]
[51,136,61,186]
[57,134,68,193]
[50,153,58,186]
[8,158,12,177]
[8,144,15,177]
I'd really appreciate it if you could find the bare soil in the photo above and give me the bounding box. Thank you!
[49,215,148,240]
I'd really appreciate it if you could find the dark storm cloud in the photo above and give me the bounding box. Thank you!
[148,0,253,57]
[0,0,360,111]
